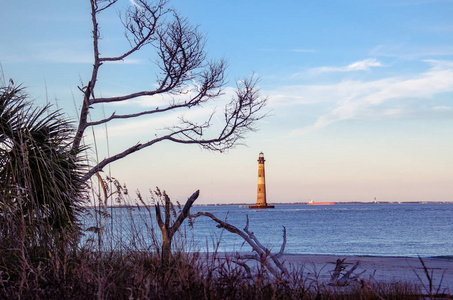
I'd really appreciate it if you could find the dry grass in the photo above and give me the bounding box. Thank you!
[1,182,451,300]
[0,153,450,299]
[1,246,446,299]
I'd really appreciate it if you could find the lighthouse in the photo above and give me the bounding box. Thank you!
[249,152,274,209]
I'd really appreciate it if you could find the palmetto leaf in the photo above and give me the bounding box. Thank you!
[0,83,86,237]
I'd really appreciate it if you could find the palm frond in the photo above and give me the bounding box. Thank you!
[0,83,87,241]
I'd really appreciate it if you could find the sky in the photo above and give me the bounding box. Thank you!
[1,0,453,204]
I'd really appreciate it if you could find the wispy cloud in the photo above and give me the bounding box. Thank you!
[310,59,382,74]
[432,105,452,111]
[370,43,453,59]
[267,60,453,136]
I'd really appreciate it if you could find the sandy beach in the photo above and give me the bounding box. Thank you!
[279,254,453,292]
[212,253,453,293]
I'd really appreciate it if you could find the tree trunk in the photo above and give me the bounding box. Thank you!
[161,234,172,265]
[155,190,199,266]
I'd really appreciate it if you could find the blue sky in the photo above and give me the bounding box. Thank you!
[1,0,453,204]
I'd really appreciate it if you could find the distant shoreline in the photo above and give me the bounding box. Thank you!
[87,201,453,209]
[201,201,453,207]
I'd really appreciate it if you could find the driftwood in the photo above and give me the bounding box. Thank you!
[192,212,288,277]
[330,258,364,286]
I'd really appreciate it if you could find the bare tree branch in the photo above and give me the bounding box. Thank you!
[83,75,266,179]
[91,89,166,104]
[72,0,104,150]
[94,0,118,13]
[82,135,171,181]
[86,100,196,127]
[101,0,168,62]
[91,58,225,105]
[73,0,267,181]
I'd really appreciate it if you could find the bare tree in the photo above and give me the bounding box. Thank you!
[153,188,199,264]
[74,0,267,181]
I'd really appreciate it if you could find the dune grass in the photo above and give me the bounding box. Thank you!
[1,178,450,299]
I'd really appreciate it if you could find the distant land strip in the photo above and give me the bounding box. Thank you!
[91,201,453,209]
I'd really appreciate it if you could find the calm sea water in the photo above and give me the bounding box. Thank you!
[83,204,453,258]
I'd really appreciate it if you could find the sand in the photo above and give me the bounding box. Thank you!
[211,253,453,292]
[280,254,453,292]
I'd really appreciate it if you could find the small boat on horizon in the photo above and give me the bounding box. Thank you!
[307,200,335,205]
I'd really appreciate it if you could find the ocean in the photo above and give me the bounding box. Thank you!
[83,203,453,258]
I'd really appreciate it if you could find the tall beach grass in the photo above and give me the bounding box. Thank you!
[3,174,450,299]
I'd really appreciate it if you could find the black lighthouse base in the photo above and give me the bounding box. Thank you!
[249,205,275,209]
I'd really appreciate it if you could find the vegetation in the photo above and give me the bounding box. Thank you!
[0,84,85,230]
[0,84,85,274]
[1,166,450,298]
[0,0,450,298]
